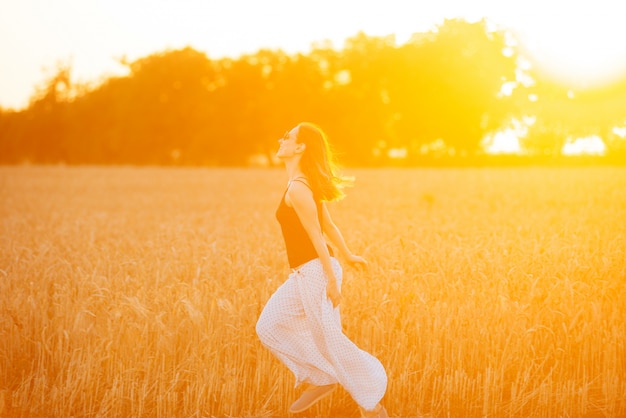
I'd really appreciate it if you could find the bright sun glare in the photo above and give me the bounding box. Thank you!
[510,6,626,87]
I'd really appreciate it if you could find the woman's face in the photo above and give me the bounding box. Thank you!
[276,126,301,159]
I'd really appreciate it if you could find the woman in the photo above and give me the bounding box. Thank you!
[256,122,388,417]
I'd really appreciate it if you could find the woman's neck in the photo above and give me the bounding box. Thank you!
[284,159,305,182]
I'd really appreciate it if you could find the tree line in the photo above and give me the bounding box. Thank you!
[1,18,625,166]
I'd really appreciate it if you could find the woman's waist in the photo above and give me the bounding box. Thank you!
[286,243,333,267]
[290,256,339,274]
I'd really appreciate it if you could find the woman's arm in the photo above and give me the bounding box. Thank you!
[321,202,368,267]
[286,182,342,307]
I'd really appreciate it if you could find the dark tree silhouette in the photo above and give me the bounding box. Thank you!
[1,19,625,166]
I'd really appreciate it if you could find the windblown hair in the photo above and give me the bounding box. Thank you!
[296,122,353,202]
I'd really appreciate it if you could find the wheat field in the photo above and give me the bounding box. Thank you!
[1,166,625,418]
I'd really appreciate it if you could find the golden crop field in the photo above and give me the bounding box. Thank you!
[1,166,625,418]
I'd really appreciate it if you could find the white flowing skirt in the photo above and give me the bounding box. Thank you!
[256,257,387,410]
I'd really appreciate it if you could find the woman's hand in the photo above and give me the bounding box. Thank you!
[326,280,342,307]
[345,254,368,269]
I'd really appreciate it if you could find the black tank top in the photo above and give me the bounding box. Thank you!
[276,180,333,268]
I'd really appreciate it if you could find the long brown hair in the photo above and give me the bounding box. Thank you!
[296,122,352,201]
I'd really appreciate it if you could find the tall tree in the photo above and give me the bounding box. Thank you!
[392,19,518,157]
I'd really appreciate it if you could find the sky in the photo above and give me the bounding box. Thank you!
[2,0,626,110]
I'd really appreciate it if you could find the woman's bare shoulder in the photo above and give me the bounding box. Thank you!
[285,180,314,207]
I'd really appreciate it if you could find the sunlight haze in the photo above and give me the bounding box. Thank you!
[1,0,626,109]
